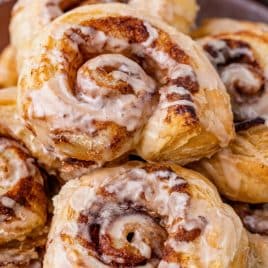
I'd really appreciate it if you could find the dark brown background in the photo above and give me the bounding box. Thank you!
[0,0,268,51]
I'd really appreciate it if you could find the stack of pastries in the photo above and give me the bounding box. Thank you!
[0,0,267,267]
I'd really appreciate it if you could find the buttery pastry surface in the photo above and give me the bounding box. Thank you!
[0,135,48,267]
[231,203,268,268]
[192,19,268,203]
[18,3,234,170]
[0,46,17,88]
[248,233,268,268]
[192,18,268,38]
[44,161,248,268]
[128,0,198,34]
[0,87,99,182]
[10,0,198,72]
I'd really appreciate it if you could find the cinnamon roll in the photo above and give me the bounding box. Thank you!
[0,87,99,182]
[10,0,198,71]
[18,4,234,170]
[44,161,248,267]
[231,203,268,268]
[0,135,48,267]
[0,46,17,88]
[191,19,268,203]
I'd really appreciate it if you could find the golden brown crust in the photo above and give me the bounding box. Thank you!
[129,0,199,34]
[0,232,47,268]
[18,4,234,170]
[0,136,47,243]
[192,125,268,203]
[192,18,268,39]
[229,202,268,268]
[10,0,198,72]
[44,161,248,267]
[0,135,48,266]
[247,233,268,268]
[0,46,17,88]
[0,87,99,182]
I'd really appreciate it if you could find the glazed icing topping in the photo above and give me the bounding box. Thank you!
[202,38,268,123]
[75,54,156,132]
[0,136,47,246]
[46,162,245,267]
[51,164,204,266]
[23,17,198,161]
[0,138,33,194]
[42,0,129,25]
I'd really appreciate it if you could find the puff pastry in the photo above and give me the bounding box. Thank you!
[10,0,198,71]
[18,4,234,171]
[129,0,198,34]
[0,135,48,267]
[0,87,99,182]
[191,19,268,203]
[44,161,248,267]
[193,18,268,38]
[231,203,268,268]
[0,46,17,88]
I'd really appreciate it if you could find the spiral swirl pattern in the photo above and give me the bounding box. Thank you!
[0,87,102,182]
[0,135,48,266]
[44,161,248,267]
[192,19,268,203]
[18,4,233,168]
[11,0,198,72]
[0,136,47,243]
[199,30,268,125]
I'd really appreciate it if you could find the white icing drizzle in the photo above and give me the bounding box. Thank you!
[29,24,158,134]
[243,205,268,234]
[48,164,213,267]
[222,64,268,122]
[46,162,245,267]
[170,64,195,80]
[204,39,254,66]
[203,38,268,123]
[142,22,158,47]
[160,99,195,110]
[0,138,46,247]
[0,139,31,193]
[204,40,226,65]
[24,21,199,161]
[1,197,15,208]
[221,64,262,99]
[107,214,156,258]
[30,56,155,133]
[143,49,197,111]
[167,85,189,95]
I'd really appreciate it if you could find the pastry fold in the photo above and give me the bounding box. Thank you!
[193,18,268,38]
[10,0,198,72]
[17,4,234,170]
[231,203,268,268]
[0,135,48,267]
[129,0,198,34]
[192,19,268,203]
[0,87,99,182]
[44,161,248,268]
[0,46,17,88]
